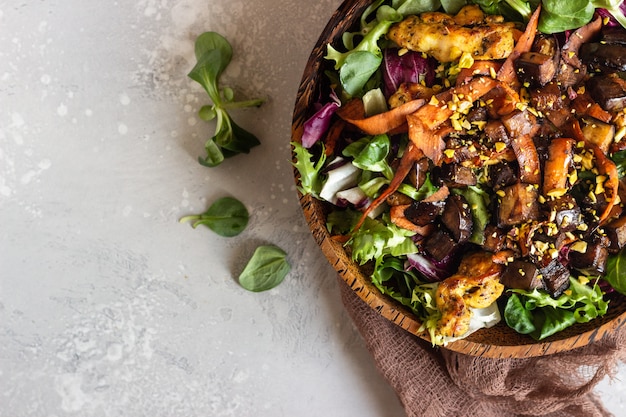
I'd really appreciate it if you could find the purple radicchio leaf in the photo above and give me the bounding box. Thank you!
[597,2,626,27]
[382,48,436,98]
[301,91,341,149]
[405,251,458,282]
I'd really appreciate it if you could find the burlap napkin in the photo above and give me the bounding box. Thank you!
[338,277,626,417]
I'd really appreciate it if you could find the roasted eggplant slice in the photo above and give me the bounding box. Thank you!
[441,194,473,243]
[498,182,540,227]
[501,259,545,291]
[580,43,626,73]
[515,51,557,86]
[586,74,626,112]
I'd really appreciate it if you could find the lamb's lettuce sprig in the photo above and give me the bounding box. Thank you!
[504,277,609,340]
[188,32,264,167]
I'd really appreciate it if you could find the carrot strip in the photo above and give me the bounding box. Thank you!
[335,98,365,120]
[542,137,576,195]
[509,132,541,185]
[340,98,426,135]
[456,60,501,86]
[497,4,541,84]
[323,119,345,157]
[417,76,499,131]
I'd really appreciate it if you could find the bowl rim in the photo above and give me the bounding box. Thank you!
[290,0,626,358]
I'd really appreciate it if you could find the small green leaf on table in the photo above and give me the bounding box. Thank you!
[179,196,249,237]
[238,245,291,292]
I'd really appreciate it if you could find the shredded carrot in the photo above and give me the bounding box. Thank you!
[543,137,576,195]
[510,132,541,185]
[456,60,501,86]
[335,98,365,121]
[587,103,613,124]
[323,119,345,157]
[339,98,426,135]
[497,4,541,85]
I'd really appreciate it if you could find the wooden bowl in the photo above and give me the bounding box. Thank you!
[290,0,626,358]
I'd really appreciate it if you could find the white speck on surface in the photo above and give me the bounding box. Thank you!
[57,103,68,117]
[55,374,87,412]
[10,112,25,128]
[119,93,131,106]
[41,74,51,84]
[232,369,249,383]
[20,170,37,185]
[118,123,128,135]
[39,159,52,170]
[106,343,123,361]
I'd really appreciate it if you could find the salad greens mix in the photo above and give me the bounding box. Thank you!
[293,0,626,344]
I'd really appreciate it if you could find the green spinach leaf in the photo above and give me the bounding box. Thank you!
[238,245,291,292]
[179,196,249,237]
[504,293,536,334]
[538,0,594,33]
[605,248,626,295]
[351,134,394,180]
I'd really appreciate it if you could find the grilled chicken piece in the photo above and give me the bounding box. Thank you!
[435,252,504,338]
[387,5,516,63]
[388,82,435,108]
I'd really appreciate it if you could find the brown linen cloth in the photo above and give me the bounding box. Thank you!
[338,277,626,417]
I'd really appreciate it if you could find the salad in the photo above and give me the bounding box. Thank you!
[293,0,626,346]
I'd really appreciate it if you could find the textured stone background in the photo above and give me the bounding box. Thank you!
[1,1,624,416]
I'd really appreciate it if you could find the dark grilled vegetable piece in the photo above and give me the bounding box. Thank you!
[488,161,519,190]
[604,216,626,252]
[515,51,557,86]
[579,43,626,73]
[498,182,540,227]
[544,194,582,232]
[586,74,626,112]
[483,120,510,145]
[433,163,477,188]
[539,259,570,297]
[406,157,430,189]
[404,200,445,226]
[556,16,602,88]
[568,239,609,276]
[481,224,507,253]
[386,191,413,206]
[601,26,626,45]
[501,260,545,290]
[424,228,458,262]
[529,81,570,129]
[441,194,473,243]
